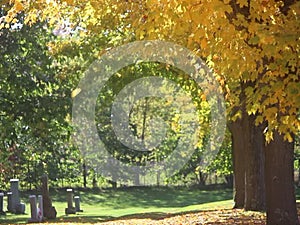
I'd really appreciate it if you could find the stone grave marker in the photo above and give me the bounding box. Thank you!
[65,189,76,215]
[74,196,83,212]
[0,193,5,215]
[10,179,20,213]
[37,195,44,222]
[28,195,38,223]
[7,192,13,212]
[41,174,56,219]
[16,203,26,214]
[9,179,25,214]
[28,195,44,223]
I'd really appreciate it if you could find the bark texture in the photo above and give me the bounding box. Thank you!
[265,131,299,225]
[244,115,265,211]
[229,119,245,209]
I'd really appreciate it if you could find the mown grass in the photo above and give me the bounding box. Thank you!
[0,186,233,224]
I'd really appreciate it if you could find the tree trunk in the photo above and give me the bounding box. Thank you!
[225,174,233,188]
[197,171,207,186]
[82,161,87,189]
[229,113,266,211]
[134,168,140,186]
[298,158,300,187]
[92,171,98,188]
[229,119,245,208]
[244,115,265,211]
[109,180,117,189]
[265,131,299,225]
[157,170,160,187]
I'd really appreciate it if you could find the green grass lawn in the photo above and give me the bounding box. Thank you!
[0,186,234,224]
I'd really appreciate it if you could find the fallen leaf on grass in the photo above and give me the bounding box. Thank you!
[20,209,268,225]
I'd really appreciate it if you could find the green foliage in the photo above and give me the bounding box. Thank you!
[0,10,81,189]
[167,129,233,186]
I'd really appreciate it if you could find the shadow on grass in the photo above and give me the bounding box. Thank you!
[0,209,228,224]
[56,211,189,223]
[58,209,227,222]
[1,186,233,224]
[69,186,233,209]
[22,186,232,209]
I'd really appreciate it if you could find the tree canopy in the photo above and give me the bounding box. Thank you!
[2,0,299,141]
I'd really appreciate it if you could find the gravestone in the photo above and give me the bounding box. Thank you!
[28,195,44,223]
[0,193,5,215]
[7,192,13,212]
[37,195,43,222]
[41,174,56,219]
[9,179,25,214]
[74,196,83,212]
[15,203,25,214]
[10,179,20,213]
[28,195,38,223]
[65,189,76,215]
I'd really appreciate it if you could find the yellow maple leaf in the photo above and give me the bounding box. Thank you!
[15,0,24,12]
[71,88,81,98]
[237,0,248,8]
[65,0,74,5]
[284,132,293,142]
[200,38,207,49]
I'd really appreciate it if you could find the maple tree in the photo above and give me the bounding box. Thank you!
[2,1,298,134]
[1,0,300,224]
[2,0,298,137]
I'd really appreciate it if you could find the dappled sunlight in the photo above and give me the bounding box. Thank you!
[0,187,235,224]
[1,209,267,225]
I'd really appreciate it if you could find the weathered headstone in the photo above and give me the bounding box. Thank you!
[10,179,20,213]
[41,174,56,219]
[65,189,76,215]
[37,195,43,222]
[9,179,25,214]
[0,193,5,215]
[67,189,73,210]
[7,192,13,212]
[28,195,38,223]
[74,196,83,212]
[15,203,25,214]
